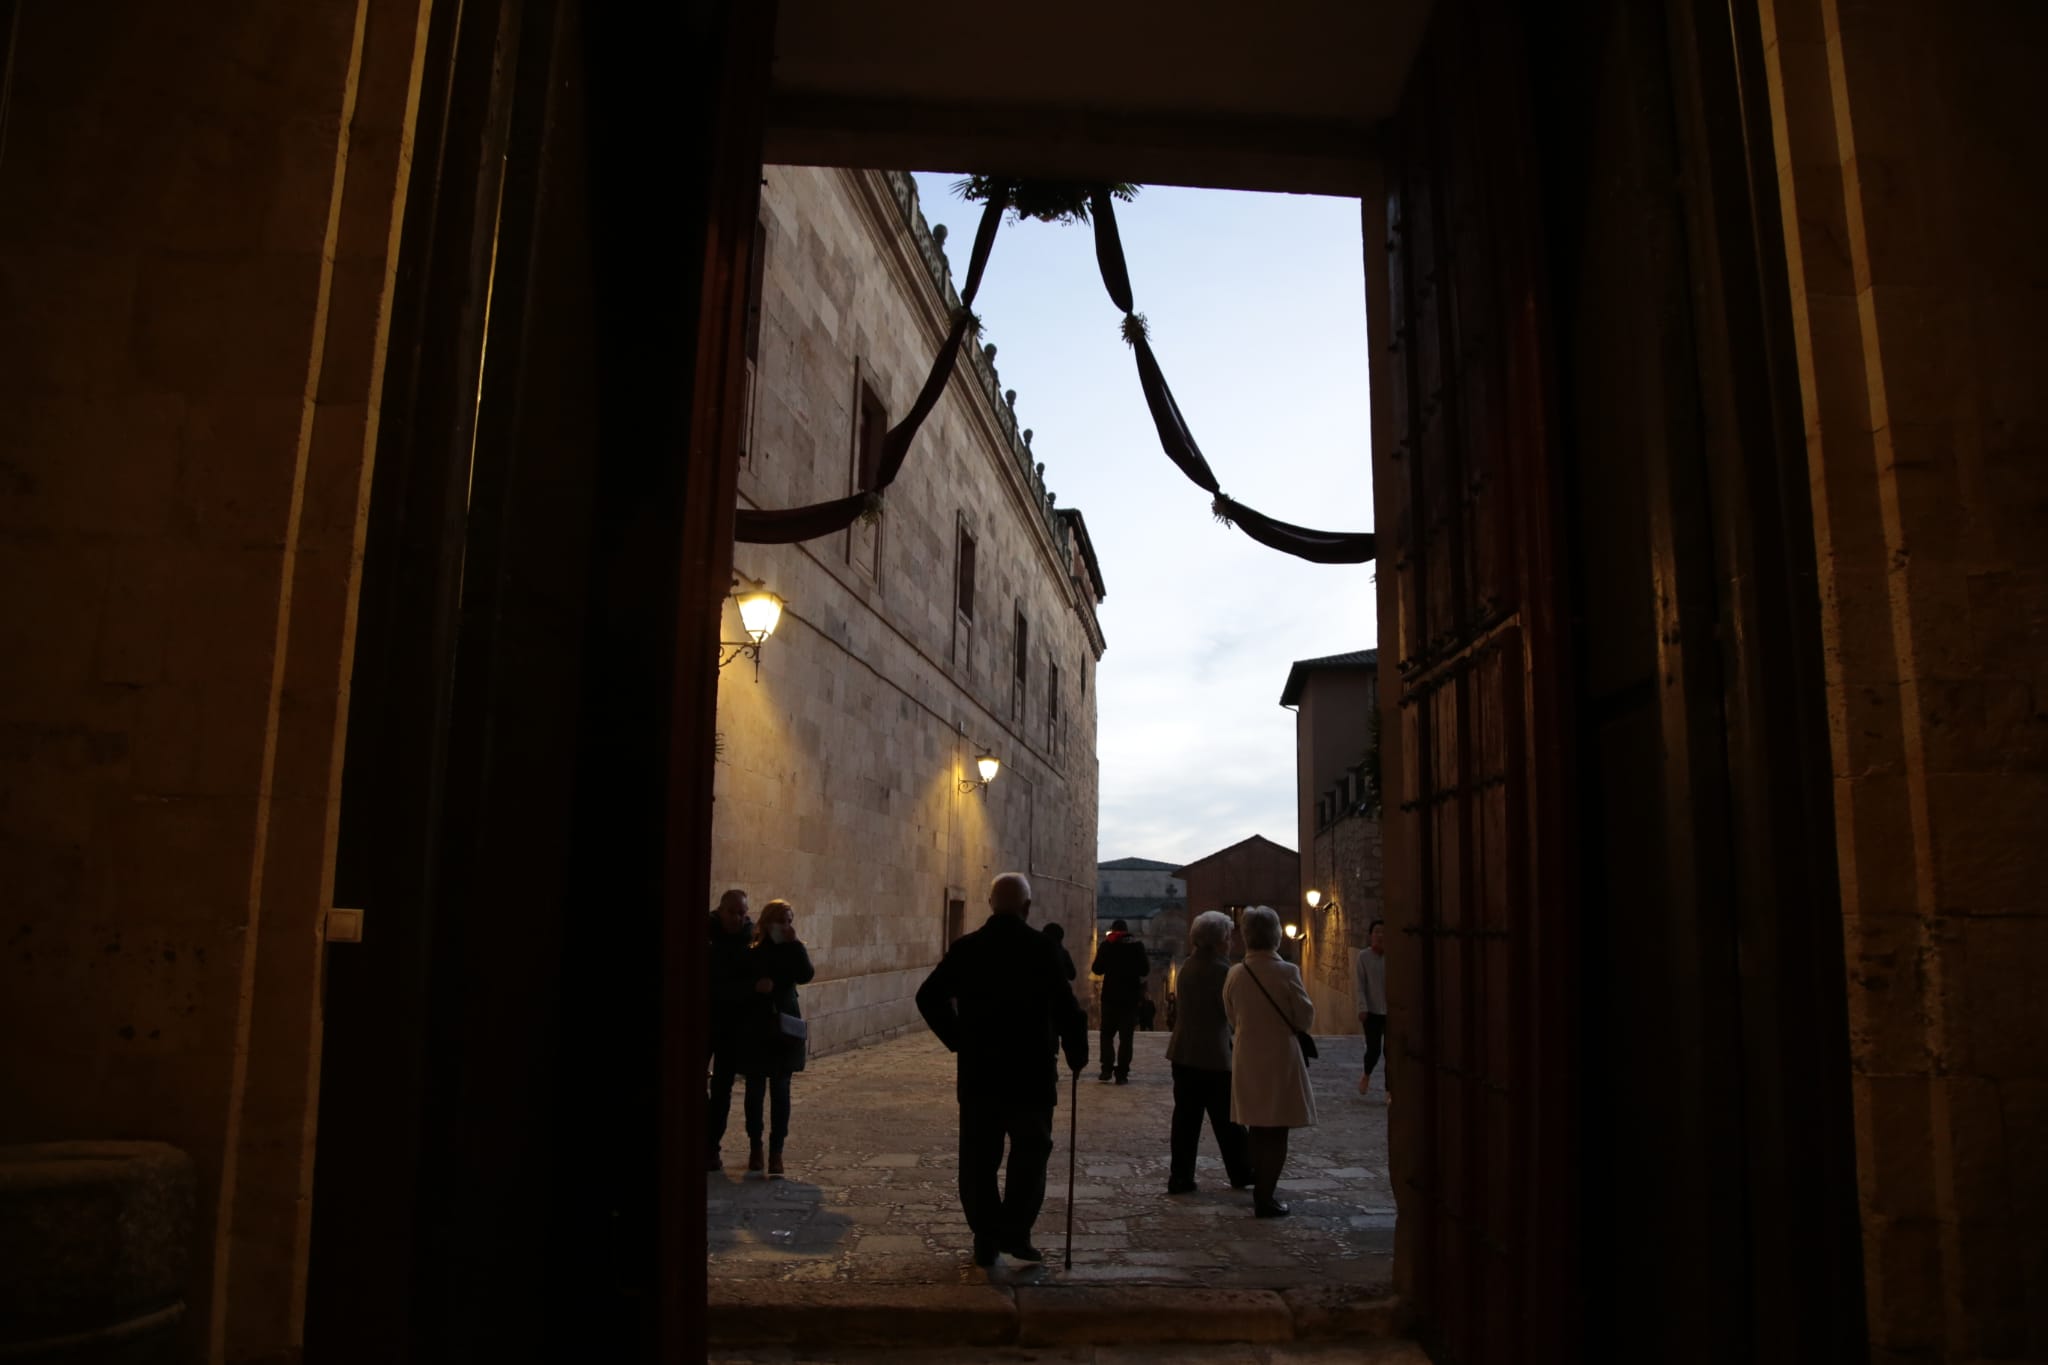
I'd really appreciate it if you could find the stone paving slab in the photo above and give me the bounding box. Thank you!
[711,1344,1433,1365]
[709,1030,1395,1299]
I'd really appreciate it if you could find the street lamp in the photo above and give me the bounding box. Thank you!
[1305,888,1323,909]
[719,578,786,679]
[1284,923,1302,940]
[960,748,1001,794]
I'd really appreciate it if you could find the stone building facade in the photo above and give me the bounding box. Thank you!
[1092,856,1185,1008]
[1174,835,1300,986]
[709,167,1107,1057]
[1282,649,1384,1029]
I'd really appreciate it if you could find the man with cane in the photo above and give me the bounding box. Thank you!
[917,873,1089,1268]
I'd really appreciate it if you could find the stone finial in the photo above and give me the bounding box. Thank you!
[983,344,997,364]
[1004,388,1017,408]
[1036,462,1046,476]
[1025,431,1035,448]
[932,223,948,247]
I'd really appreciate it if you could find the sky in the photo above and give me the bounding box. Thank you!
[909,174,1378,870]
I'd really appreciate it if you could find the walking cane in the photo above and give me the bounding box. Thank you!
[1064,1063,1080,1270]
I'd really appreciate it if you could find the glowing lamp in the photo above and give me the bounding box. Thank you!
[1304,889,1323,909]
[736,588,784,644]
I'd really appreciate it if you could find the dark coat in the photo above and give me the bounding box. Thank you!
[707,911,758,1068]
[1165,950,1233,1071]
[1091,932,1150,1013]
[916,912,1088,1108]
[741,936,815,1076]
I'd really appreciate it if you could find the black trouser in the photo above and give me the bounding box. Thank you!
[957,1098,1055,1246]
[1099,1007,1136,1079]
[1249,1125,1291,1206]
[1362,1011,1388,1081]
[744,1071,793,1152]
[1169,1062,1252,1188]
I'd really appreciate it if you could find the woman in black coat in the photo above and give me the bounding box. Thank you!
[742,898,815,1178]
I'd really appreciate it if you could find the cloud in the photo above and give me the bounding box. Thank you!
[911,174,1379,866]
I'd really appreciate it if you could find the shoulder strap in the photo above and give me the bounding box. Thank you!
[1242,958,1296,1031]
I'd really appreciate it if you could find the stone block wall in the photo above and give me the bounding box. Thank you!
[710,167,1106,1057]
[1305,813,1384,1032]
[0,4,429,1360]
[1760,1,2048,1356]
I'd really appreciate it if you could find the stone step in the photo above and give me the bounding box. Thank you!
[708,1281,1405,1349]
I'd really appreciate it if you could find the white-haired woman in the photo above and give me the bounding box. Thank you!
[1164,910,1254,1194]
[1222,905,1316,1217]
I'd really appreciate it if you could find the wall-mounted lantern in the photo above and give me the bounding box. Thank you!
[719,578,785,679]
[959,748,1001,795]
[1284,922,1303,941]
[1304,888,1324,909]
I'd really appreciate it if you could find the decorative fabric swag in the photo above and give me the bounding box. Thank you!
[735,180,1376,567]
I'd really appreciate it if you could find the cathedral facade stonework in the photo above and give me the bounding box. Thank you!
[710,167,1107,1056]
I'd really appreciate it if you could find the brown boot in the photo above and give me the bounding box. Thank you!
[747,1141,764,1176]
[768,1150,785,1179]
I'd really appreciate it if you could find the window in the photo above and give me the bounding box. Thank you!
[955,527,976,622]
[847,368,885,578]
[1012,609,1029,721]
[1047,660,1061,751]
[739,217,767,461]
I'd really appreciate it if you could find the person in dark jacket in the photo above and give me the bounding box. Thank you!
[916,872,1088,1268]
[1091,918,1149,1083]
[706,888,761,1171]
[1042,921,1078,981]
[741,898,815,1178]
[1164,911,1254,1193]
[1137,993,1158,1031]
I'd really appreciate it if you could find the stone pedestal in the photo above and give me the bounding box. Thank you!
[0,1142,194,1363]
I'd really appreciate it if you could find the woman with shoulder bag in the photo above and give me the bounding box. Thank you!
[742,899,815,1178]
[1221,905,1317,1217]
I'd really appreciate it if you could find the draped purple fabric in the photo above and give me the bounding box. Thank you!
[735,195,1005,546]
[1091,188,1377,567]
[1216,496,1378,565]
[734,494,874,544]
[1131,334,1221,494]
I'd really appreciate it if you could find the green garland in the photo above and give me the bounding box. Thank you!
[953,176,1138,225]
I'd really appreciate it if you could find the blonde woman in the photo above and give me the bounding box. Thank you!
[1222,906,1316,1217]
[741,899,815,1178]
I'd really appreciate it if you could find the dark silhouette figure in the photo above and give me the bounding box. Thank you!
[916,872,1088,1267]
[1091,918,1149,1083]
[1042,920,1079,981]
[740,898,815,1178]
[1164,910,1254,1193]
[705,889,758,1170]
[1137,994,1158,1031]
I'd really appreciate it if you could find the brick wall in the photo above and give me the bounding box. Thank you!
[1761,2,2048,1356]
[710,167,1105,1056]
[0,4,428,1360]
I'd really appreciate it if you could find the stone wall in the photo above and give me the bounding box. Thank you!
[710,167,1106,1057]
[1305,813,1384,1032]
[1760,2,2048,1357]
[0,3,429,1360]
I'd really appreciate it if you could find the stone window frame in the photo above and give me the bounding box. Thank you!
[951,515,977,670]
[845,357,886,581]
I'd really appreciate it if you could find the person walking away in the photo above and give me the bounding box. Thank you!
[1091,918,1148,1083]
[1043,921,1078,981]
[1354,918,1390,1098]
[1137,992,1157,1032]
[916,873,1088,1267]
[1164,911,1254,1195]
[741,899,815,1178]
[705,889,759,1171]
[1223,905,1317,1217]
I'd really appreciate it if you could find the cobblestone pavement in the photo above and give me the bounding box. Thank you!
[709,1031,1394,1291]
[712,1345,1428,1364]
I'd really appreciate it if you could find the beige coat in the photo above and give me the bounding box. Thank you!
[1223,951,1317,1128]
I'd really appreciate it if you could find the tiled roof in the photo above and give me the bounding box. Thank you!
[1098,856,1180,871]
[1171,833,1299,879]
[1279,647,1379,706]
[1096,894,1186,922]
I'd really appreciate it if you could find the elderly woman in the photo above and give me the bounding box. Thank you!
[1165,911,1254,1194]
[1222,905,1317,1217]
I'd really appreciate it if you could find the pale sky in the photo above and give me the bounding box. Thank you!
[909,174,1379,869]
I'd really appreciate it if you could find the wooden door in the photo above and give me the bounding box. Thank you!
[1380,2,1574,1361]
